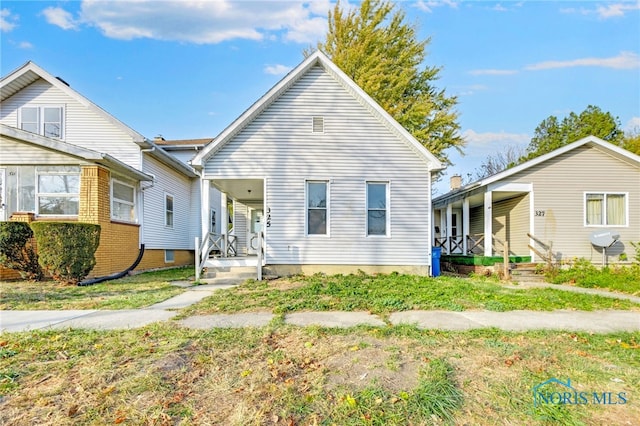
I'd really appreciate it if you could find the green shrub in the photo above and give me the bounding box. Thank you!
[630,241,640,264]
[0,222,43,280]
[30,222,101,285]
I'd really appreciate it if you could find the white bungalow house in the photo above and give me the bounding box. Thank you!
[432,136,640,266]
[191,51,444,277]
[0,61,215,278]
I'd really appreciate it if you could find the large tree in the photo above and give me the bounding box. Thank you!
[523,105,623,161]
[313,0,463,164]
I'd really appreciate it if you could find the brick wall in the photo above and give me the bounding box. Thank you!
[135,249,194,272]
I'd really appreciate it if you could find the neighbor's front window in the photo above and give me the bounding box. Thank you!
[20,106,64,139]
[585,192,627,226]
[307,181,328,235]
[112,180,136,222]
[367,182,389,236]
[37,167,80,215]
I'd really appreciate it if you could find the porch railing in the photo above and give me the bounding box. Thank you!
[195,232,238,281]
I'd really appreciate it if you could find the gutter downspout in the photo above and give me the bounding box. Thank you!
[79,244,145,286]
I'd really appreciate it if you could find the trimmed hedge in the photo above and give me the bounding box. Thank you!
[0,221,43,280]
[31,222,101,285]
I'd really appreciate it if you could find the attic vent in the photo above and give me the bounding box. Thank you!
[312,116,324,133]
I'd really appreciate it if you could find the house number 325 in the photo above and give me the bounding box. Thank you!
[535,210,545,217]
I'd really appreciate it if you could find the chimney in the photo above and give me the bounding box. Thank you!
[450,175,462,190]
[154,135,165,142]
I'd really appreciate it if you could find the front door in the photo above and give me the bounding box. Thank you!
[247,208,264,255]
[0,169,6,221]
[450,210,463,254]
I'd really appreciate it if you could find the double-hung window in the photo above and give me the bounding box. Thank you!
[307,181,328,235]
[20,106,64,139]
[112,180,136,222]
[367,182,389,236]
[585,192,627,226]
[165,193,174,228]
[37,167,80,215]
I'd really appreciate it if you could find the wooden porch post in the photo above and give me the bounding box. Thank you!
[484,191,493,257]
[462,197,470,255]
[220,192,228,257]
[201,179,210,240]
[446,204,453,255]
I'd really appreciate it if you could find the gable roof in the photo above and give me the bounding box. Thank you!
[433,135,640,204]
[1,61,197,178]
[1,124,152,182]
[191,51,444,171]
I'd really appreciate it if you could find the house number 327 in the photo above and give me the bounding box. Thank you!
[535,210,545,217]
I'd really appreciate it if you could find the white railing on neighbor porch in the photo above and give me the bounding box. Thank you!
[195,232,238,281]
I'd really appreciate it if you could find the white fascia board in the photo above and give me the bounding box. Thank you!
[487,182,533,192]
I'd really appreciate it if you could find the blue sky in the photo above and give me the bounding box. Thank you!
[1,0,639,194]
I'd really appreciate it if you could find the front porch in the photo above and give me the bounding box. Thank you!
[195,178,266,281]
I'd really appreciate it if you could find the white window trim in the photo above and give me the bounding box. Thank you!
[35,169,80,216]
[164,250,175,263]
[305,180,330,237]
[583,191,628,227]
[19,105,65,139]
[366,181,391,237]
[111,179,136,223]
[164,192,174,228]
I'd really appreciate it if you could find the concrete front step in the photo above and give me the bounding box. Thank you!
[203,265,259,280]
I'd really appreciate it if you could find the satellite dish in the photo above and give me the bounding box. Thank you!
[589,231,620,248]
[589,230,620,266]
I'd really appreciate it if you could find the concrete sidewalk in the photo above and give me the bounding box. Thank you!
[1,281,639,333]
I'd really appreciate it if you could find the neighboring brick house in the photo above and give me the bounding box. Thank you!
[0,61,210,279]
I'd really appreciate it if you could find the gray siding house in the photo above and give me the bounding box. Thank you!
[191,51,444,276]
[433,136,640,265]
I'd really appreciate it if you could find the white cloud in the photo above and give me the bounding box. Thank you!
[1,8,18,32]
[461,129,530,155]
[596,2,640,18]
[18,41,33,49]
[525,51,640,71]
[40,0,331,45]
[264,64,293,76]
[414,0,459,13]
[468,69,518,76]
[42,6,79,30]
[456,84,488,96]
[625,117,640,131]
[561,2,640,19]
[492,4,508,12]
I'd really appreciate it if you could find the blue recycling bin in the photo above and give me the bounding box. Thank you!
[431,247,442,277]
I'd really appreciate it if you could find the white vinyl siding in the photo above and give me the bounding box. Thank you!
[1,80,141,169]
[112,179,136,222]
[203,65,433,266]
[141,155,193,250]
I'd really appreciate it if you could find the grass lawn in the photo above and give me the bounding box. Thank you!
[0,267,193,310]
[180,273,640,317]
[547,262,640,297]
[1,324,638,425]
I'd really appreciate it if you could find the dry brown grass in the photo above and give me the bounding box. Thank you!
[1,324,638,425]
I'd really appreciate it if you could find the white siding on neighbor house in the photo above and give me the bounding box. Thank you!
[0,136,89,165]
[204,65,432,266]
[507,145,640,262]
[142,155,194,250]
[0,79,141,169]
